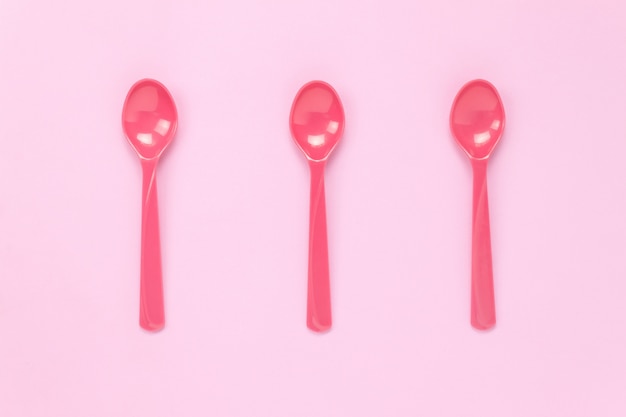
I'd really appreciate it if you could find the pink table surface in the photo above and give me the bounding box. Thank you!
[1,0,625,416]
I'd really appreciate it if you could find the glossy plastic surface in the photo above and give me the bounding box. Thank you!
[290,81,345,332]
[449,79,505,330]
[122,79,178,332]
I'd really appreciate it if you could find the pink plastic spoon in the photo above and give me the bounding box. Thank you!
[450,79,505,330]
[290,81,345,332]
[122,79,178,331]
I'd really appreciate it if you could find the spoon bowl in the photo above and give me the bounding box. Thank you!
[290,81,344,162]
[123,79,178,160]
[450,79,504,160]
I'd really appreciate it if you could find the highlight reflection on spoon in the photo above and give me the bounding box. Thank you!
[450,79,505,330]
[122,79,178,331]
[290,80,345,332]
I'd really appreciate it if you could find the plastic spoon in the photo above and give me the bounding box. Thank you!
[449,79,505,330]
[289,81,345,332]
[122,79,178,331]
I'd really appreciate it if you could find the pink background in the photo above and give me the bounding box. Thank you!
[1,0,626,416]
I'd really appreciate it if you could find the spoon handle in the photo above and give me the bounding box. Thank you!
[470,158,496,330]
[307,161,332,332]
[139,158,165,331]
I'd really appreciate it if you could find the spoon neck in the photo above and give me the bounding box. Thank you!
[470,157,488,174]
[141,157,159,172]
[308,160,326,175]
[140,158,159,205]
[308,160,326,210]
